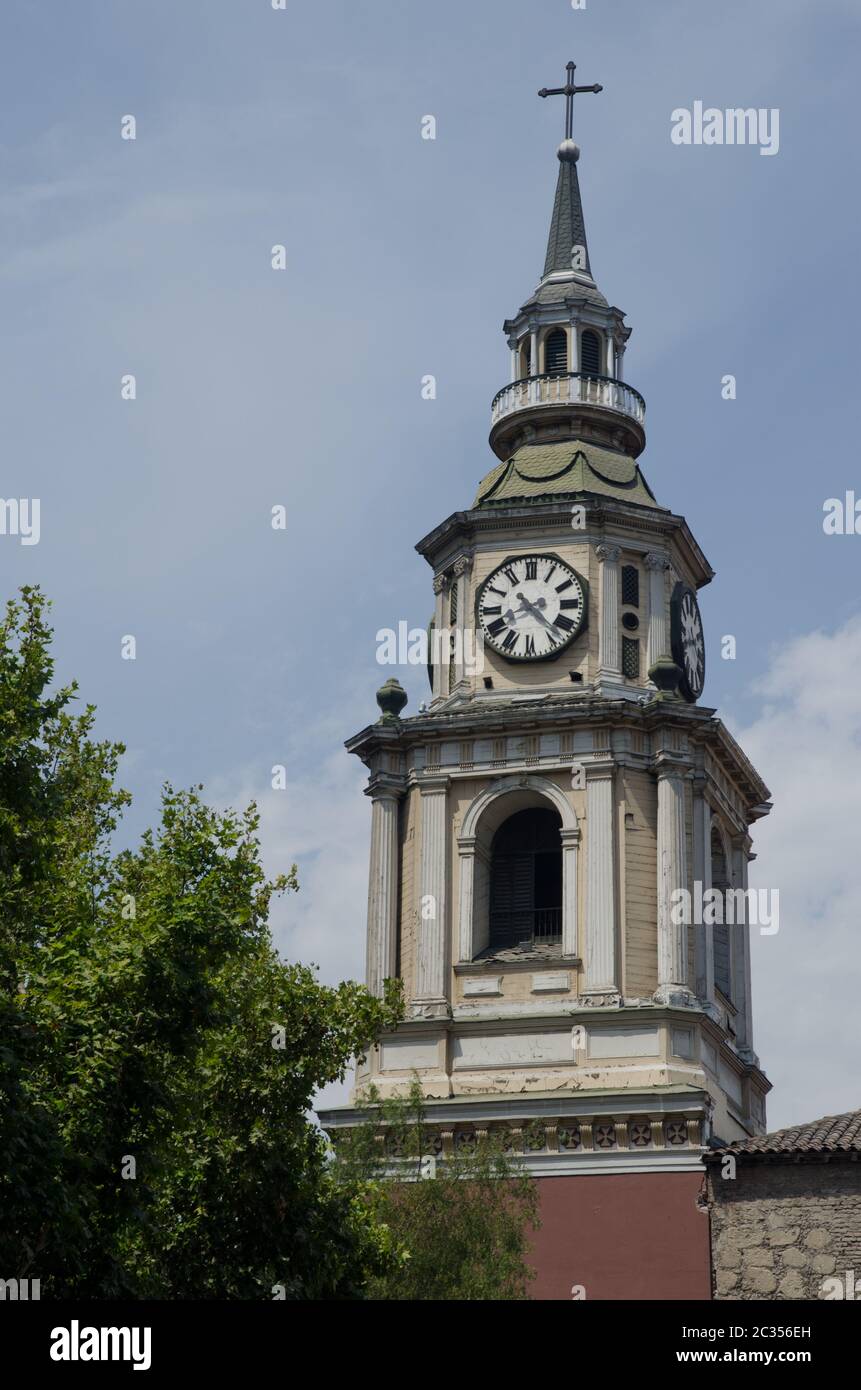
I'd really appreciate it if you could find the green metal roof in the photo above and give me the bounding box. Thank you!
[473,441,663,510]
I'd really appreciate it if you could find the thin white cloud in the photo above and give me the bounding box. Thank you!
[730,617,861,1129]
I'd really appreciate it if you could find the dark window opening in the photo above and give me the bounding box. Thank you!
[621,565,640,607]
[622,636,640,679]
[544,329,568,377]
[489,808,562,950]
[580,329,602,376]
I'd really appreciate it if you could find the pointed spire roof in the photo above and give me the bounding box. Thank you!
[512,139,609,315]
[543,143,592,279]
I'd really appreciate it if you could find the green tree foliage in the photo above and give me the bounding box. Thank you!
[0,587,403,1298]
[335,1080,541,1300]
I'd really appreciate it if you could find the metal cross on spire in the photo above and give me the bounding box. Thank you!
[538,60,602,141]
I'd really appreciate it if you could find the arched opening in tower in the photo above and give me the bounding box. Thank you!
[544,328,568,377]
[580,328,602,376]
[488,806,563,950]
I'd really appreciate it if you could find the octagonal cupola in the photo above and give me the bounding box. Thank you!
[490,63,644,463]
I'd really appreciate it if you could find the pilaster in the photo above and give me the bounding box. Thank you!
[596,544,622,684]
[560,826,581,958]
[692,776,716,1008]
[582,758,619,1001]
[364,773,404,997]
[431,573,447,700]
[451,552,473,691]
[645,551,671,677]
[412,774,451,1018]
[655,761,691,1003]
[732,836,755,1060]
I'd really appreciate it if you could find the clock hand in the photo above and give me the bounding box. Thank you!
[515,593,564,632]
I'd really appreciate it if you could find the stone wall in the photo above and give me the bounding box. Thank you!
[708,1160,861,1299]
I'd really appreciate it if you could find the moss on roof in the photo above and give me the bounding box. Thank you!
[473,441,663,510]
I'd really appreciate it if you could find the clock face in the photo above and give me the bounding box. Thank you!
[671,583,705,701]
[476,553,587,662]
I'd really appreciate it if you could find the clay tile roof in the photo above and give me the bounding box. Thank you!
[705,1109,861,1162]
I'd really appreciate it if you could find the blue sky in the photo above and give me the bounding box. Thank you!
[2,0,860,1127]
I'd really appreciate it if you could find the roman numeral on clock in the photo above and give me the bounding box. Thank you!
[559,599,579,609]
[501,630,518,652]
[502,567,518,586]
[555,614,575,632]
[523,635,536,657]
[487,618,506,637]
[525,559,538,580]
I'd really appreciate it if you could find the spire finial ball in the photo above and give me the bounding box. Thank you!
[557,139,580,163]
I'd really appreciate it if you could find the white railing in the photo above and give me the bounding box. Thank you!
[491,372,646,428]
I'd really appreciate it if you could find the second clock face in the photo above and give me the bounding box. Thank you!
[476,553,587,661]
[671,582,706,701]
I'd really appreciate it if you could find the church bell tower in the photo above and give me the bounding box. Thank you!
[322,63,772,1227]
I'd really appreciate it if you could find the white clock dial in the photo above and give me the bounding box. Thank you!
[477,554,587,662]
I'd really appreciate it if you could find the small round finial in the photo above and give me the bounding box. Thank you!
[376,677,408,724]
[557,138,580,163]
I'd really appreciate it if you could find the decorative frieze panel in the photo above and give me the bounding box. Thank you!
[393,1114,700,1160]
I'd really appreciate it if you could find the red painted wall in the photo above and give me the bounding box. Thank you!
[528,1171,711,1300]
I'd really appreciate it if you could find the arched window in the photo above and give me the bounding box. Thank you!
[711,824,732,999]
[520,341,532,379]
[489,807,562,950]
[544,328,568,377]
[580,329,602,376]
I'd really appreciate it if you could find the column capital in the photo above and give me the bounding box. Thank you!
[364,772,406,801]
[418,772,450,795]
[596,543,621,564]
[432,573,448,595]
[452,552,474,578]
[584,756,616,780]
[644,551,670,572]
[652,752,693,779]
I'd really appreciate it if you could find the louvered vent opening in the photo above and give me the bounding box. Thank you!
[449,583,458,626]
[544,329,568,377]
[622,565,640,608]
[580,329,602,375]
[489,808,562,949]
